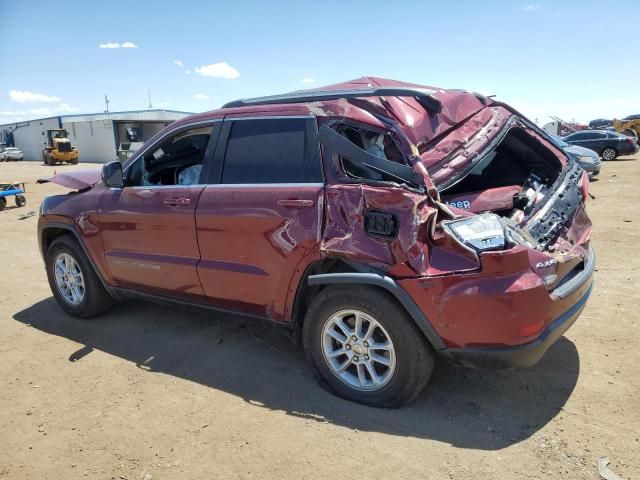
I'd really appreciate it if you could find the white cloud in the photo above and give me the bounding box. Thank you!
[194,94,211,100]
[29,107,53,115]
[58,103,80,112]
[185,70,191,75]
[99,42,138,49]
[1,110,26,115]
[522,4,540,11]
[9,90,61,103]
[26,104,81,116]
[194,62,239,79]
[301,78,316,84]
[174,60,184,68]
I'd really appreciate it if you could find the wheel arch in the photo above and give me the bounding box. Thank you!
[291,260,446,352]
[39,222,111,292]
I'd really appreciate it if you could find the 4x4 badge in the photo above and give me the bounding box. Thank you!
[535,259,558,269]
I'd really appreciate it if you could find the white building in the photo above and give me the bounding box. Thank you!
[0,109,192,163]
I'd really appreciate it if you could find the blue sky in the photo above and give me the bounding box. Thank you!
[1,0,639,125]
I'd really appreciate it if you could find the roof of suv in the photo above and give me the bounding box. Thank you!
[175,77,491,146]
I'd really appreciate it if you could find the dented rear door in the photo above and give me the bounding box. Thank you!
[195,116,324,320]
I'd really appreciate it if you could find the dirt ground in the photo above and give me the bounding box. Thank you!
[0,157,638,480]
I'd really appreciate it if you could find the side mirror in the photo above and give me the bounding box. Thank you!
[102,161,124,188]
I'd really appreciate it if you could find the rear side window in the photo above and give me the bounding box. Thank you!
[221,118,322,184]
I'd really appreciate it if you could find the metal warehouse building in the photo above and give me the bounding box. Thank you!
[0,109,192,163]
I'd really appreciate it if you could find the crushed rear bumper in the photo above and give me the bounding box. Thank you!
[443,245,595,369]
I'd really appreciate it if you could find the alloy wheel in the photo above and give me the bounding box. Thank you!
[602,148,616,161]
[321,309,396,391]
[54,252,86,306]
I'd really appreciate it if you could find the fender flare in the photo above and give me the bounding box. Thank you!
[39,221,112,292]
[308,272,446,351]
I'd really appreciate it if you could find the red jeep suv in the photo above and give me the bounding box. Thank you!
[38,77,595,407]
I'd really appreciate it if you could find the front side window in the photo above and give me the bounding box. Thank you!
[128,125,213,186]
[221,118,322,184]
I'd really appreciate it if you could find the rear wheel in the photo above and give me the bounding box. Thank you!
[602,147,617,161]
[46,235,114,318]
[303,285,434,408]
[0,197,6,211]
[15,195,26,207]
[71,157,78,165]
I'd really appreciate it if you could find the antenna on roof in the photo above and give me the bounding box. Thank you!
[148,89,153,109]
[104,94,110,118]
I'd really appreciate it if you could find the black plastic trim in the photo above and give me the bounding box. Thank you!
[38,221,112,292]
[110,287,278,324]
[318,124,424,187]
[307,272,446,351]
[552,245,595,299]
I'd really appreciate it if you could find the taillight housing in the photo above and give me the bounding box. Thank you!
[626,137,635,145]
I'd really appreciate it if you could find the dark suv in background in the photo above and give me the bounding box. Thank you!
[38,77,595,407]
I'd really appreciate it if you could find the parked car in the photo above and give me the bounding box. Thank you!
[563,130,639,160]
[0,147,24,161]
[37,77,595,408]
[588,118,613,130]
[549,135,601,176]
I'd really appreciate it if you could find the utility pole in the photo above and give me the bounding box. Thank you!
[104,94,110,117]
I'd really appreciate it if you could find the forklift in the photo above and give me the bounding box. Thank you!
[42,129,79,165]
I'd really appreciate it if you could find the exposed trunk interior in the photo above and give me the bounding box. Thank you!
[441,127,564,222]
[442,127,562,196]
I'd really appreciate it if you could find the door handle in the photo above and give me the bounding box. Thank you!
[163,197,191,206]
[277,199,314,208]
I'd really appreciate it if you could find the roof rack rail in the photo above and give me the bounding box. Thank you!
[222,87,443,113]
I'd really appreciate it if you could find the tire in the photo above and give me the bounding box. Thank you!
[45,235,114,318]
[0,197,6,211]
[15,195,26,207]
[71,157,78,165]
[602,147,617,161]
[303,285,434,408]
[42,152,49,165]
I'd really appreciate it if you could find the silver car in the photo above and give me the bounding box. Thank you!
[549,135,601,176]
[0,147,24,161]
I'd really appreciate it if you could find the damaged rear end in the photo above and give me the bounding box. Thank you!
[318,96,594,369]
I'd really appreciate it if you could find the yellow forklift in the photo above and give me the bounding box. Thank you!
[42,129,79,165]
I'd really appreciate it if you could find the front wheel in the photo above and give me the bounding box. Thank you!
[602,147,617,161]
[15,195,26,207]
[46,235,114,318]
[303,285,434,408]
